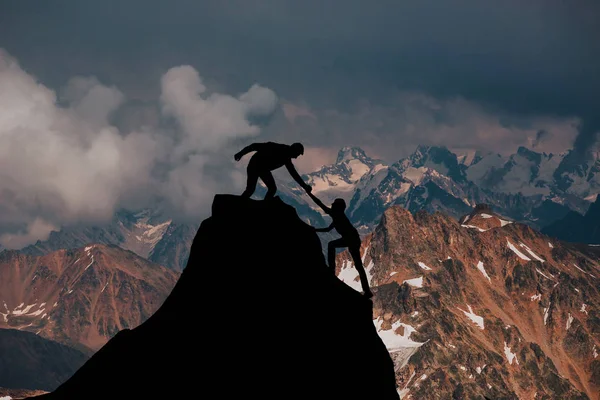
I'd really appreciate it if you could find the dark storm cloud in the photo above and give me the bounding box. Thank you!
[2,0,598,112]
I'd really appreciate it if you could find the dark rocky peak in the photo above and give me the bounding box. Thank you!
[585,195,600,219]
[515,146,543,164]
[403,145,467,183]
[553,149,595,191]
[33,195,399,400]
[303,146,384,186]
[468,150,503,167]
[474,203,493,213]
[409,145,456,165]
[335,146,375,165]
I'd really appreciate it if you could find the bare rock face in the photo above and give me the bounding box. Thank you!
[334,204,599,399]
[31,195,399,400]
[0,244,179,352]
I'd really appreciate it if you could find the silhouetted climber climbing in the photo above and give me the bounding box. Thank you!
[308,193,373,298]
[235,142,312,199]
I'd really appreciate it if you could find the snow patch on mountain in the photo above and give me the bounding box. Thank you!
[476,261,491,282]
[457,305,484,330]
[403,276,423,288]
[566,313,573,330]
[504,342,519,365]
[418,262,432,271]
[507,240,531,261]
[531,294,542,301]
[519,243,545,263]
[374,317,425,370]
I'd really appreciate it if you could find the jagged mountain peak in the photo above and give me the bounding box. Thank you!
[335,146,373,164]
[399,145,467,183]
[308,146,383,184]
[516,145,544,162]
[299,147,388,211]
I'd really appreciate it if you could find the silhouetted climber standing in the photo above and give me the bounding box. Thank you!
[235,142,312,199]
[308,192,373,298]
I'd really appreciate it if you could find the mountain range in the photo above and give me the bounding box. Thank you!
[14,144,600,271]
[4,144,600,398]
[287,145,594,233]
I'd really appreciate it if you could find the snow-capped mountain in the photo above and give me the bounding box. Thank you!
[468,145,600,204]
[553,149,600,197]
[467,147,565,197]
[299,146,386,206]
[289,145,596,234]
[20,209,195,271]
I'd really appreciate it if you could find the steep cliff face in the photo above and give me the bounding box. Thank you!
[33,195,399,400]
[335,205,599,399]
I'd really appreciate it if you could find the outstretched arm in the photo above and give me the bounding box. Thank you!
[234,143,263,161]
[285,161,311,192]
[314,222,334,233]
[307,192,331,214]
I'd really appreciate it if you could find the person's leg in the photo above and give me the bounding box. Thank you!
[349,244,373,298]
[241,165,259,198]
[327,238,347,275]
[260,170,277,199]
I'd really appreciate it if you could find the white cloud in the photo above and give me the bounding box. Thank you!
[0,49,278,248]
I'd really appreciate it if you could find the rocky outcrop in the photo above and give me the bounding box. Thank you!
[31,195,399,400]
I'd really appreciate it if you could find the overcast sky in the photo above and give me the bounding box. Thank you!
[0,0,598,246]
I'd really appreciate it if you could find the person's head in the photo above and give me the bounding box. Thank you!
[332,198,346,212]
[290,142,304,158]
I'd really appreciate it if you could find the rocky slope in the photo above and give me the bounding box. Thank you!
[333,204,600,399]
[30,195,399,400]
[0,244,179,352]
[0,329,87,392]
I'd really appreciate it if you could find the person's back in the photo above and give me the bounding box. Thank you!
[248,142,292,171]
[235,141,310,199]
